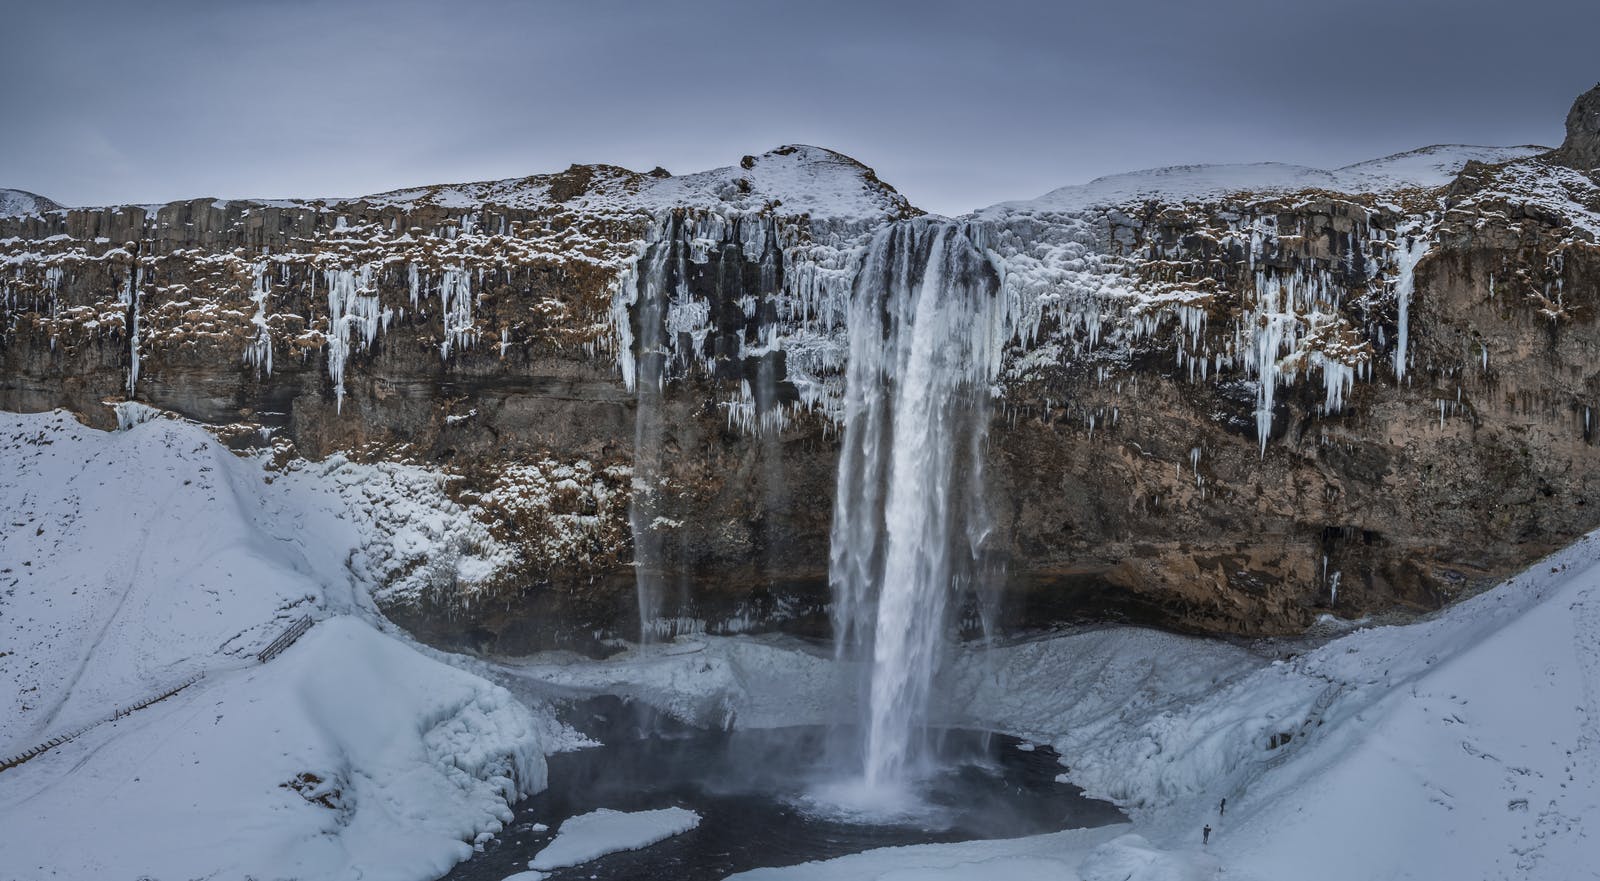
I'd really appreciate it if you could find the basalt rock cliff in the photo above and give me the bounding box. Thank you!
[4,90,1599,654]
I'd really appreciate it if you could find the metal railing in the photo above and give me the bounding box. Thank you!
[0,672,205,773]
[257,615,313,663]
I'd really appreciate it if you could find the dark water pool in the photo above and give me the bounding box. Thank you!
[440,697,1124,881]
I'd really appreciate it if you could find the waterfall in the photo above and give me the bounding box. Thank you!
[828,219,1007,790]
[625,218,675,644]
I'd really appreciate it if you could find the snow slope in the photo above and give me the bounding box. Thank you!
[0,410,321,748]
[0,409,554,881]
[1214,538,1600,881]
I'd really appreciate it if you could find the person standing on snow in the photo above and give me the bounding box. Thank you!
[1203,825,1212,845]
[1219,797,1227,816]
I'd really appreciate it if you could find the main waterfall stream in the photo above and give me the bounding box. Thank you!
[829,219,1009,796]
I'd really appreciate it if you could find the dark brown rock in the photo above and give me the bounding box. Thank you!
[1548,83,1600,172]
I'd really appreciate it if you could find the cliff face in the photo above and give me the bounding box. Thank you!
[4,93,1599,654]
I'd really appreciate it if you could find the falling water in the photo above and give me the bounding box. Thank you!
[828,219,1008,791]
[628,219,674,644]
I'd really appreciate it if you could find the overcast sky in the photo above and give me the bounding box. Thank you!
[3,0,1596,216]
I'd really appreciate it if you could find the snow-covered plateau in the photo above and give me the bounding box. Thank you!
[1,406,1597,880]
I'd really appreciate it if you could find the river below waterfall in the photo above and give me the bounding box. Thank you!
[440,696,1124,880]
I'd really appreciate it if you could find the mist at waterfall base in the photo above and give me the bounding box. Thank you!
[442,697,1123,881]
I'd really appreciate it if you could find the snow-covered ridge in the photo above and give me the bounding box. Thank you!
[984,144,1546,216]
[358,144,918,223]
[3,146,915,224]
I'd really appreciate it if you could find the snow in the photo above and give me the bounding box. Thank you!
[361,144,914,223]
[1,617,546,881]
[0,409,557,881]
[528,806,701,871]
[987,144,1546,215]
[0,188,62,217]
[1452,156,1600,240]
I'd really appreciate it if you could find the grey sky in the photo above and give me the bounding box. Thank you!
[2,0,1596,217]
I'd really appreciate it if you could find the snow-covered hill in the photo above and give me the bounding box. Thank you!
[313,144,916,223]
[981,144,1546,215]
[0,188,62,217]
[0,409,565,881]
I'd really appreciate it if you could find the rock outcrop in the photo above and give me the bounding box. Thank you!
[4,95,1598,655]
[1549,82,1600,172]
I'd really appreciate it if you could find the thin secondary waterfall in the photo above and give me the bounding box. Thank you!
[629,220,674,644]
[829,219,1007,791]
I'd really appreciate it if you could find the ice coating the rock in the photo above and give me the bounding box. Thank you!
[1390,217,1433,383]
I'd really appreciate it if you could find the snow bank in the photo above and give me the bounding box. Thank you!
[529,807,700,871]
[1211,535,1600,881]
[0,410,323,748]
[0,409,553,881]
[0,617,547,881]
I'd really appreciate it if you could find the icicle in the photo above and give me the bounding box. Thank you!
[244,258,273,376]
[438,266,475,359]
[324,265,382,413]
[1391,219,1433,382]
[120,260,143,397]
